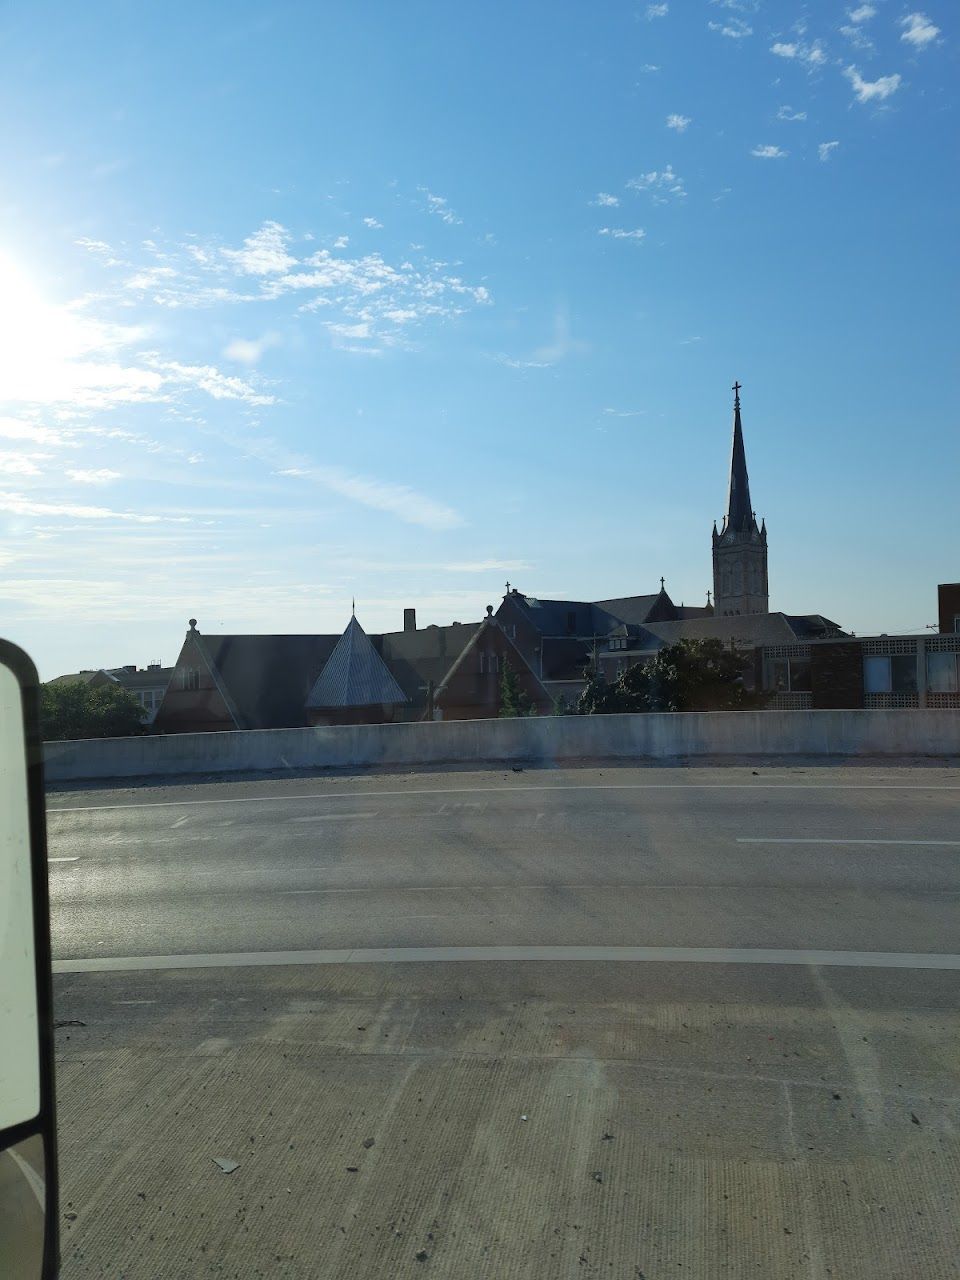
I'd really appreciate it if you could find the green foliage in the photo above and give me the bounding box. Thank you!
[498,658,533,718]
[40,680,147,741]
[577,639,768,715]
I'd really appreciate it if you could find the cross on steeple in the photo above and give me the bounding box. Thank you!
[660,576,665,590]
[732,380,741,408]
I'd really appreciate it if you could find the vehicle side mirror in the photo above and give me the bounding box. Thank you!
[0,639,59,1278]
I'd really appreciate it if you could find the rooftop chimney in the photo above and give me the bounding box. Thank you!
[403,607,417,633]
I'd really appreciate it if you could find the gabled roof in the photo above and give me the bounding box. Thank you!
[644,612,840,647]
[378,622,480,701]
[509,594,612,636]
[306,616,408,709]
[200,635,340,728]
[592,594,661,626]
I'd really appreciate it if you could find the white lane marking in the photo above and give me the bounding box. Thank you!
[49,856,80,863]
[47,780,960,814]
[5,1146,45,1209]
[170,816,189,829]
[113,999,156,1005]
[289,812,377,823]
[739,838,960,847]
[52,945,960,975]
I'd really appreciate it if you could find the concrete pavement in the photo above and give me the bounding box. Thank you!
[48,764,960,1278]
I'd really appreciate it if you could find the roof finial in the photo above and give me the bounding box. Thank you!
[351,597,355,617]
[732,379,741,409]
[706,589,712,606]
[660,576,665,591]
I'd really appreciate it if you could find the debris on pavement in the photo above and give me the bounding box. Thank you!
[346,1166,359,1172]
[520,1114,528,1122]
[212,1158,240,1174]
[601,1132,615,1142]
[54,1020,86,1028]
[591,1171,603,1184]
[415,1248,429,1261]
[64,1211,78,1221]
[362,1137,375,1149]
[911,1113,921,1125]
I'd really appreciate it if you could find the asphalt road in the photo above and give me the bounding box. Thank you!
[47,764,960,1279]
[47,764,960,961]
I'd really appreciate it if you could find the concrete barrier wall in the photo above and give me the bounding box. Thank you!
[43,709,960,783]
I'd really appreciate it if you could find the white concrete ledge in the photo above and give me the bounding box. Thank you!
[42,709,960,783]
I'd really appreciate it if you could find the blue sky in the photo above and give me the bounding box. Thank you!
[0,1,955,678]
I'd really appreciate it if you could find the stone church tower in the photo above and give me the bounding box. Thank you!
[712,383,768,616]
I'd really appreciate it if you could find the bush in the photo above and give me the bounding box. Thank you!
[41,681,147,740]
[577,639,769,714]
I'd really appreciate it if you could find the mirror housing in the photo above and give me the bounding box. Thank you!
[0,639,59,1278]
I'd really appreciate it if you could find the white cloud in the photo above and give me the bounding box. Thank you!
[840,23,874,50]
[0,452,44,475]
[777,105,807,121]
[418,188,462,225]
[666,113,691,132]
[598,227,646,240]
[818,140,840,161]
[0,417,66,446]
[603,408,645,418]
[221,221,297,274]
[640,63,660,72]
[626,165,687,201]
[771,39,827,67]
[124,266,178,292]
[74,238,124,267]
[277,465,462,529]
[442,559,531,574]
[153,360,276,405]
[751,144,789,158]
[900,12,939,48]
[844,65,902,102]
[333,235,350,249]
[65,468,122,484]
[0,491,187,523]
[223,332,281,365]
[362,217,383,229]
[646,2,668,17]
[848,3,875,20]
[590,192,620,207]
[708,18,752,38]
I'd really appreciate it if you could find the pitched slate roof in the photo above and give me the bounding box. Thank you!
[643,612,841,648]
[378,622,480,701]
[511,595,612,636]
[202,634,340,728]
[306,616,409,710]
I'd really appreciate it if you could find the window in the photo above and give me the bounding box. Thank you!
[864,654,917,694]
[927,651,959,693]
[788,658,811,692]
[565,610,577,634]
[955,615,960,634]
[864,655,890,693]
[770,659,789,692]
[891,654,917,693]
[181,667,200,692]
[608,638,627,651]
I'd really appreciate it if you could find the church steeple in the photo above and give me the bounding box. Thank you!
[712,382,769,617]
[725,381,754,534]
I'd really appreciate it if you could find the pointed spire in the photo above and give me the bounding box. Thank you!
[725,380,754,534]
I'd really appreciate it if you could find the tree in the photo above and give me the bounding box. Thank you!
[498,658,533,717]
[578,639,768,715]
[40,681,147,741]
